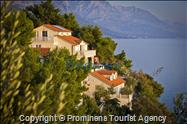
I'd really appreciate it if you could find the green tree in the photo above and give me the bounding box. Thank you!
[120,76,136,95]
[38,48,90,115]
[94,86,130,120]
[82,28,117,64]
[78,95,100,115]
[2,10,34,48]
[0,3,25,122]
[94,85,111,103]
[173,93,187,124]
[62,13,80,32]
[120,86,133,96]
[108,87,116,95]
[115,50,132,69]
[79,25,116,63]
[109,50,133,76]
[79,25,102,49]
[25,0,63,27]
[96,37,117,63]
[131,71,175,124]
[103,98,130,116]
[0,3,66,123]
[25,0,80,35]
[20,48,41,83]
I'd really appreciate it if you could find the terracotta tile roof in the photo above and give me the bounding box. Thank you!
[33,48,50,56]
[56,35,81,45]
[96,69,117,75]
[91,70,125,87]
[42,24,71,32]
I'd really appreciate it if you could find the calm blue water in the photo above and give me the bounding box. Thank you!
[114,38,187,109]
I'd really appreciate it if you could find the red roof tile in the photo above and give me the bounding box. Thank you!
[56,35,81,45]
[91,70,125,87]
[96,69,117,75]
[42,24,71,32]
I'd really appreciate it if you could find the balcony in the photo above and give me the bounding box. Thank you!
[79,50,96,57]
[32,37,53,42]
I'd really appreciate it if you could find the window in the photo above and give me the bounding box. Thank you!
[36,45,41,48]
[42,31,48,37]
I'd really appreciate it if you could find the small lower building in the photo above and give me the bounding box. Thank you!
[84,69,125,97]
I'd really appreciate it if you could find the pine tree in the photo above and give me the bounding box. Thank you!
[174,93,187,124]
[79,25,117,63]
[0,2,66,123]
[37,49,90,115]
[25,0,63,27]
[2,10,34,48]
[0,2,25,122]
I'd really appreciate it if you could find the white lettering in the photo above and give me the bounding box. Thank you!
[19,115,25,122]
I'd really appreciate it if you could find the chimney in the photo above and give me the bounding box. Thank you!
[109,75,113,81]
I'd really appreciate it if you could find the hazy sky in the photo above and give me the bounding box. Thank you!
[109,1,187,24]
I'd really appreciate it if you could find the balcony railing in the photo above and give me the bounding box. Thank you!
[79,50,96,57]
[32,37,53,42]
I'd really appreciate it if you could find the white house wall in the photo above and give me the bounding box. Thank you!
[113,83,124,95]
[85,74,124,97]
[31,41,54,48]
[74,45,80,53]
[85,74,110,97]
[58,32,72,36]
[34,26,58,40]
[54,37,73,54]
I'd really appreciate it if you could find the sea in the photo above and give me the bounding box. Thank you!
[114,38,187,110]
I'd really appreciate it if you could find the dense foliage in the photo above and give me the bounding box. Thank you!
[42,49,90,115]
[20,48,41,83]
[0,3,66,123]
[78,25,117,63]
[24,0,80,32]
[24,0,117,63]
[130,71,175,124]
[2,10,34,48]
[1,1,180,124]
[173,93,187,124]
[25,0,62,27]
[0,2,89,123]
[115,50,132,69]
[94,86,131,119]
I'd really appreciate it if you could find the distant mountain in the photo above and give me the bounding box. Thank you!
[11,1,186,38]
[9,1,40,10]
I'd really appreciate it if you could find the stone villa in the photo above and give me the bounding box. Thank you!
[84,69,125,97]
[31,24,96,63]
[31,24,131,106]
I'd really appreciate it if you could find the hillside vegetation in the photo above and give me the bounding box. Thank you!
[1,1,185,124]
